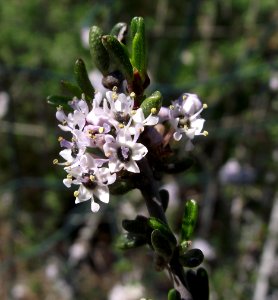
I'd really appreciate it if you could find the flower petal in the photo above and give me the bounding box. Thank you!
[94,185,109,203]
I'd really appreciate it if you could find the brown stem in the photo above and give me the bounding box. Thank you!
[137,158,193,300]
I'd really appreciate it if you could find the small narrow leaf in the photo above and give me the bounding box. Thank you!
[60,80,82,98]
[47,95,72,110]
[168,289,181,300]
[148,217,177,245]
[179,248,204,268]
[130,17,146,78]
[151,229,175,261]
[89,26,110,75]
[74,58,95,99]
[196,267,209,300]
[122,216,148,236]
[102,35,133,82]
[130,16,145,39]
[181,199,198,242]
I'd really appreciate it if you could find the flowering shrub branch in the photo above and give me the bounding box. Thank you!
[49,16,209,300]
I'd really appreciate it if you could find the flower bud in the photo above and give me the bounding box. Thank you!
[140,91,162,117]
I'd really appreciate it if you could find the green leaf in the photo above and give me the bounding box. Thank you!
[168,289,181,300]
[148,217,177,245]
[89,26,110,75]
[47,95,72,110]
[132,32,146,78]
[60,80,82,98]
[151,229,175,261]
[140,90,162,117]
[102,35,133,82]
[179,248,204,268]
[181,199,198,242]
[130,16,145,39]
[196,267,209,300]
[130,17,146,78]
[122,216,149,236]
[74,58,95,99]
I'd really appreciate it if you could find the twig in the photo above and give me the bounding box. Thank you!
[137,158,193,300]
[252,192,278,300]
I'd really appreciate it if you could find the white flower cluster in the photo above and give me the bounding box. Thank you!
[54,89,158,212]
[55,91,207,212]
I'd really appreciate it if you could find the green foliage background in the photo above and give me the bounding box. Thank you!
[0,0,277,299]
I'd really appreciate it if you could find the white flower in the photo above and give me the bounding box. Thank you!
[130,108,159,134]
[56,99,88,132]
[64,154,116,212]
[170,93,208,149]
[103,129,148,173]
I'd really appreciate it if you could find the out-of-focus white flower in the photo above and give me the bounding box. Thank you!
[0,91,9,119]
[11,283,29,299]
[89,69,109,95]
[68,241,88,264]
[109,283,145,300]
[219,158,256,184]
[80,26,90,48]
[192,238,216,261]
[269,72,278,91]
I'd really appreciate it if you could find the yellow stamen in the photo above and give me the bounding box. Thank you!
[203,131,209,136]
[74,191,79,197]
[67,174,72,179]
[98,127,104,134]
[112,86,118,92]
[151,107,157,115]
[130,110,136,115]
[203,103,208,109]
[89,175,95,182]
[118,123,124,129]
[112,92,118,100]
[182,94,188,100]
[169,105,174,110]
[53,159,59,165]
[130,92,136,98]
[58,136,64,142]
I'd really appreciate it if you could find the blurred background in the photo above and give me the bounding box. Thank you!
[0,0,277,299]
